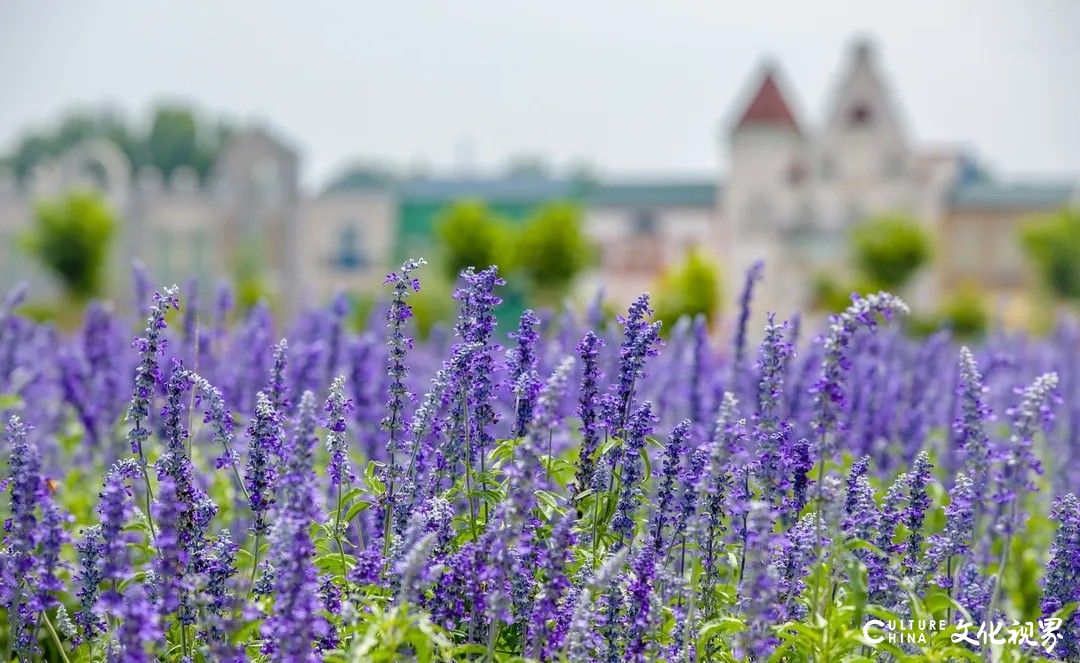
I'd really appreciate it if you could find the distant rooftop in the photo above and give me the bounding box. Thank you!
[325,171,720,208]
[584,179,718,207]
[734,67,801,134]
[399,176,580,204]
[950,180,1076,210]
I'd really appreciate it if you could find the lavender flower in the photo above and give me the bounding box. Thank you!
[955,347,993,487]
[152,477,188,620]
[623,545,658,662]
[112,585,161,663]
[812,291,909,456]
[611,402,657,548]
[73,526,105,644]
[246,391,281,536]
[527,514,576,659]
[652,420,690,552]
[453,265,504,465]
[3,415,48,660]
[993,372,1060,536]
[268,338,289,412]
[383,258,424,461]
[754,314,795,510]
[611,295,662,433]
[97,460,140,611]
[573,331,605,500]
[1042,493,1080,659]
[564,549,628,661]
[127,286,179,457]
[324,376,354,486]
[734,260,764,366]
[923,473,976,590]
[842,457,878,543]
[904,451,934,568]
[262,392,329,662]
[508,309,542,438]
[736,501,784,660]
[871,472,908,604]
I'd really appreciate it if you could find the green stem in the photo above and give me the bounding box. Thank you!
[486,622,500,662]
[41,610,71,663]
[246,532,262,599]
[546,430,553,486]
[139,461,157,542]
[335,480,352,593]
[809,436,828,615]
[462,396,479,541]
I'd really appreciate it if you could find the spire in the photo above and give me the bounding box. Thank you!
[734,65,801,134]
[824,37,904,135]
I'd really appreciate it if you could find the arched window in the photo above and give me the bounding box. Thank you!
[631,209,658,236]
[334,222,366,271]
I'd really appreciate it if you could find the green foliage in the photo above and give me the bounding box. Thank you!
[434,200,515,279]
[653,249,722,331]
[433,200,594,307]
[515,202,593,297]
[146,106,220,180]
[1021,208,1080,302]
[24,191,116,301]
[939,285,990,338]
[0,105,232,183]
[407,275,456,340]
[851,215,932,290]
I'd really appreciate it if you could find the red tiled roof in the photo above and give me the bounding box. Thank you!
[735,70,801,133]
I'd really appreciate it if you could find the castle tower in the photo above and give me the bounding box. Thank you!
[724,62,810,323]
[814,38,914,229]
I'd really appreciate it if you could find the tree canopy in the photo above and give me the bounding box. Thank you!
[654,249,723,330]
[1,105,232,182]
[850,214,932,290]
[434,200,515,279]
[25,191,117,301]
[1021,208,1080,302]
[434,200,594,301]
[515,202,593,297]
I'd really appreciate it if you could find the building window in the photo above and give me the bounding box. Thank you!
[334,222,366,271]
[631,209,658,236]
[81,160,110,191]
[848,102,873,127]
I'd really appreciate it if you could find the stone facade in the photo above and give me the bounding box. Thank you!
[1,38,1076,326]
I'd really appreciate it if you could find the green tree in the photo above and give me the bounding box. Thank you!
[516,202,593,298]
[25,191,117,301]
[654,249,723,331]
[434,200,514,279]
[145,105,231,180]
[939,285,989,338]
[850,215,932,290]
[1020,208,1080,302]
[1,105,231,183]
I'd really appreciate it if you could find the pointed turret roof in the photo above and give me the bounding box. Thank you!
[734,66,801,134]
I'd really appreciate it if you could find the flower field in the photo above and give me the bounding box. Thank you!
[1,259,1078,662]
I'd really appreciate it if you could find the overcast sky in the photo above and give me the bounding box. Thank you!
[2,1,1079,189]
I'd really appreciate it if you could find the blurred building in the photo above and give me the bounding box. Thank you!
[0,128,397,313]
[1,37,1076,325]
[722,39,1077,325]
